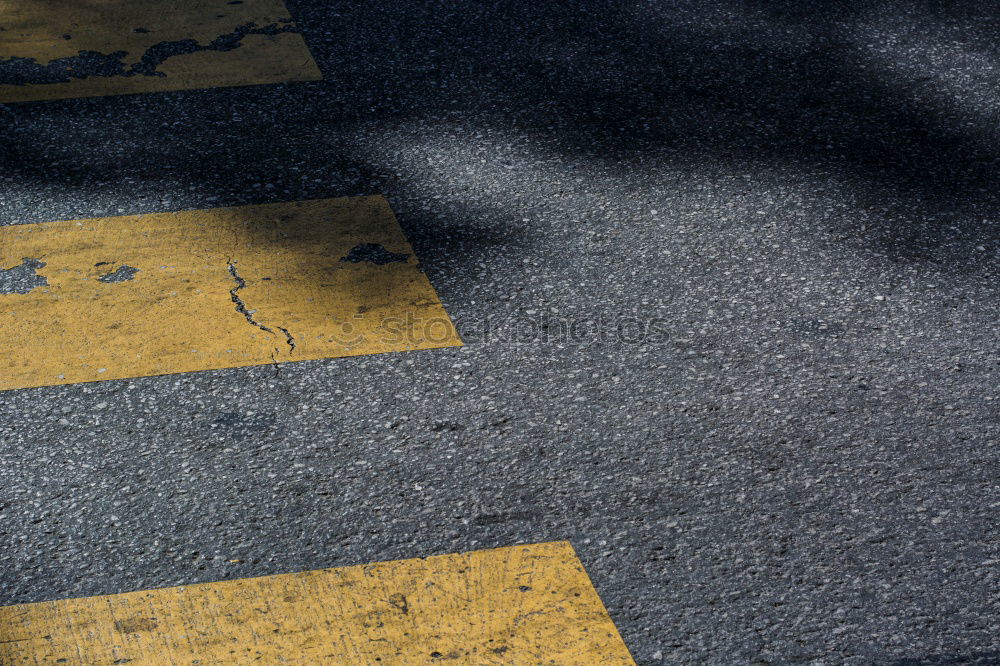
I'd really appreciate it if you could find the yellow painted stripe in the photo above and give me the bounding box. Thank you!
[0,542,635,665]
[0,196,461,391]
[0,0,321,103]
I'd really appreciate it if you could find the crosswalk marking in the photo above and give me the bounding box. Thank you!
[0,196,461,391]
[0,542,635,665]
[0,0,321,103]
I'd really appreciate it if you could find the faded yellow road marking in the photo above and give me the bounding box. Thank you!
[0,542,635,665]
[0,0,321,103]
[0,196,461,391]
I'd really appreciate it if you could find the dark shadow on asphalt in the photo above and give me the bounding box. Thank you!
[1,0,998,276]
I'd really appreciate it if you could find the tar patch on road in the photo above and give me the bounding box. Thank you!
[0,0,322,103]
[0,542,635,664]
[0,196,461,392]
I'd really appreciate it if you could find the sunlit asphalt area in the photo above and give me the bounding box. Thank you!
[1,1,998,663]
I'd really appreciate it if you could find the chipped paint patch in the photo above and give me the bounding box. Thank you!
[0,258,47,294]
[0,542,635,664]
[0,21,299,85]
[341,242,411,265]
[0,196,461,391]
[0,0,322,103]
[97,264,139,283]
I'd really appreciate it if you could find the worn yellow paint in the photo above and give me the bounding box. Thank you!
[0,196,461,391]
[0,542,634,665]
[0,0,321,103]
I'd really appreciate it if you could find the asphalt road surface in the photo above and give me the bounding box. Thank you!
[2,1,998,663]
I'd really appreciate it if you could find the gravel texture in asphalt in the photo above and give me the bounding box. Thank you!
[1,1,998,664]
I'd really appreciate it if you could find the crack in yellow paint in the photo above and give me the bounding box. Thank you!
[0,196,462,391]
[0,542,635,665]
